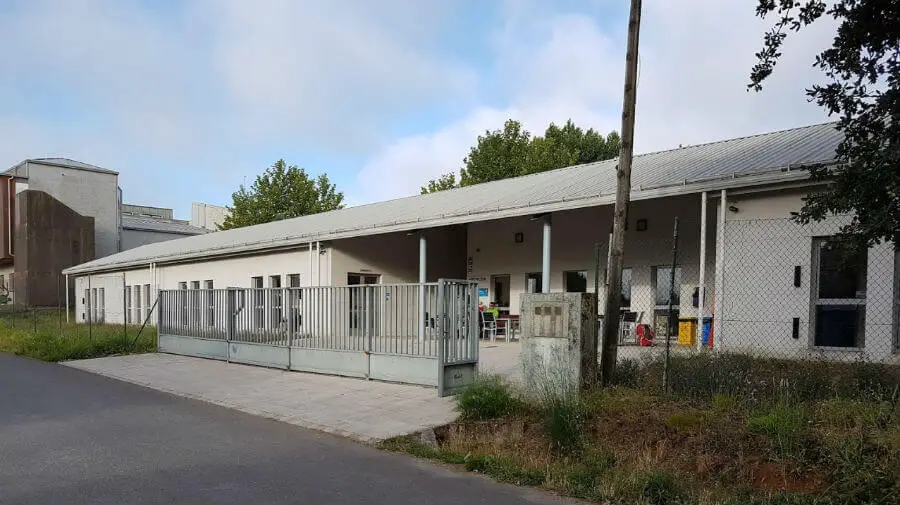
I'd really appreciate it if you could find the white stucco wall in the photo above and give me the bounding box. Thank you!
[720,189,897,361]
[73,246,320,325]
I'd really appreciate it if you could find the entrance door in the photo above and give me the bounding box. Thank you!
[348,274,380,337]
[490,275,510,309]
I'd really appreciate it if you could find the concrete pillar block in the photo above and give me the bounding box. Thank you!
[520,292,597,400]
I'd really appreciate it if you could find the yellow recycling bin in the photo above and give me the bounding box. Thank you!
[677,318,697,345]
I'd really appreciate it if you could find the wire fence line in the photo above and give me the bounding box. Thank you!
[593,215,899,396]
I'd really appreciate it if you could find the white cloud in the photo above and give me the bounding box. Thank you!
[355,1,837,203]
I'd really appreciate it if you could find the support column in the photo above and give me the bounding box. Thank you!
[542,215,551,293]
[418,233,427,341]
[713,189,727,350]
[308,242,314,287]
[696,192,707,349]
[316,241,321,285]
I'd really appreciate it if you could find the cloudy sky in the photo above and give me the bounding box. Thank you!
[0,0,835,216]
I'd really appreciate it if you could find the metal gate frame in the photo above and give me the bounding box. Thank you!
[157,279,479,396]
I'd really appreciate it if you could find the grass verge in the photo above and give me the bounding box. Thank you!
[0,308,156,361]
[382,358,899,505]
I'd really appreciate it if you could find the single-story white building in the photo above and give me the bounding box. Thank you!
[63,122,899,363]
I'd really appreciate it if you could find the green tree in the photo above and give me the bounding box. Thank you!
[459,119,534,186]
[422,119,619,193]
[750,0,899,249]
[421,173,458,194]
[218,159,344,230]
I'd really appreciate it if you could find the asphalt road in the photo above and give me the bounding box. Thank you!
[0,353,576,505]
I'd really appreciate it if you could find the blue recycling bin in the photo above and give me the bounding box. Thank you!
[701,317,713,346]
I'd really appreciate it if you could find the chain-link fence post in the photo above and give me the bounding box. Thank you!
[663,217,679,393]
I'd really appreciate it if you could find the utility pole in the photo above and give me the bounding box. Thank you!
[600,0,642,386]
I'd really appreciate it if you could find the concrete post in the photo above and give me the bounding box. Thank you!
[418,233,426,341]
[696,191,707,349]
[542,215,551,293]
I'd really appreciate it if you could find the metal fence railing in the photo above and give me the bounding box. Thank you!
[158,281,478,360]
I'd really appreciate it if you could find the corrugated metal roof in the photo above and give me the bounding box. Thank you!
[122,215,210,235]
[64,122,841,275]
[3,158,118,176]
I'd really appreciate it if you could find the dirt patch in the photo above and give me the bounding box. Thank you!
[751,461,824,494]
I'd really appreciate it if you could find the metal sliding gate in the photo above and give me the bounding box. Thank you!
[157,279,478,396]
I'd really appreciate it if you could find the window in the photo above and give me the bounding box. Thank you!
[269,275,283,327]
[98,288,105,323]
[288,274,302,329]
[812,239,867,348]
[526,272,543,294]
[125,285,132,324]
[491,275,510,307]
[190,281,201,324]
[178,282,188,326]
[84,288,90,321]
[564,271,588,293]
[251,276,264,328]
[134,286,142,324]
[143,284,150,321]
[654,266,682,306]
[204,280,214,326]
[621,268,633,309]
[653,266,682,338]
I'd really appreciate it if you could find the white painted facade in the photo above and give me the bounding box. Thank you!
[68,189,898,362]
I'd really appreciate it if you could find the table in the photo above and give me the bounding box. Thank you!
[497,318,520,342]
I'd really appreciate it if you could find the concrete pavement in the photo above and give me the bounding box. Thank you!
[63,353,456,442]
[1,352,583,505]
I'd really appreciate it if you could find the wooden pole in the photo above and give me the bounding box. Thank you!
[600,0,642,386]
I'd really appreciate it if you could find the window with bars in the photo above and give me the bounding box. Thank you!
[125,286,132,324]
[134,285,142,324]
[251,276,264,328]
[204,280,214,326]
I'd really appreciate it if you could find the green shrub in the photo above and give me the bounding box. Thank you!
[612,358,641,388]
[543,396,584,453]
[665,411,706,430]
[455,376,523,421]
[747,403,808,458]
[566,450,617,500]
[633,470,681,505]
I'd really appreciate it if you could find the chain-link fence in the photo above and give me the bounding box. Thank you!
[602,215,899,402]
[0,274,158,361]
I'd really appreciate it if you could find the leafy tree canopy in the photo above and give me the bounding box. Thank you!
[219,159,344,230]
[750,0,899,249]
[421,119,619,193]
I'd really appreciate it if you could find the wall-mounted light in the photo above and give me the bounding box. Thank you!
[514,232,524,243]
[636,219,648,231]
[728,205,739,213]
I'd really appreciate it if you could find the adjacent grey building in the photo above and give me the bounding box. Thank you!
[0,158,209,306]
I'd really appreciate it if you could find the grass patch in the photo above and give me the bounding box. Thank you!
[386,354,898,504]
[747,403,808,459]
[455,375,524,421]
[0,308,156,361]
